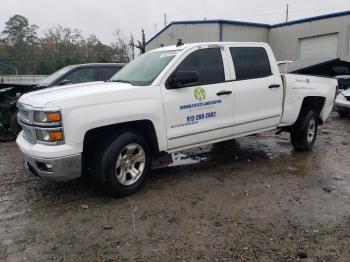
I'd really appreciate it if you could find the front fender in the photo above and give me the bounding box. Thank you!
[62,99,167,153]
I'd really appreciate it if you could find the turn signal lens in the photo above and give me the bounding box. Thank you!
[47,112,61,122]
[49,131,63,141]
[35,129,64,143]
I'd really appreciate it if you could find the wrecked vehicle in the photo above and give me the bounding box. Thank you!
[0,63,124,141]
[335,75,350,91]
[16,42,337,196]
[335,88,350,116]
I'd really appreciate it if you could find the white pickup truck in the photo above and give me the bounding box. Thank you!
[16,42,337,196]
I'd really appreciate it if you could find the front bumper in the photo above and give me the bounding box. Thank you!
[16,132,82,181]
[21,150,82,182]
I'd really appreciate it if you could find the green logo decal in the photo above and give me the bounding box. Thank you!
[194,87,206,101]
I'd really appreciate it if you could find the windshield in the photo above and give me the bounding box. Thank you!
[37,65,74,86]
[110,50,179,86]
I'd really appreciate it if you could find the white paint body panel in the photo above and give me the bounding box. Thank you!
[16,42,337,161]
[280,74,337,126]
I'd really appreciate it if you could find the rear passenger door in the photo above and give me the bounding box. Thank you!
[229,46,283,135]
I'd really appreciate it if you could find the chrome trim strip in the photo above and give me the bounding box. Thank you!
[19,121,65,146]
[168,114,280,140]
[18,121,36,144]
[32,121,62,127]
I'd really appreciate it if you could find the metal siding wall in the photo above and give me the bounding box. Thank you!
[222,24,268,42]
[268,15,350,61]
[146,23,220,51]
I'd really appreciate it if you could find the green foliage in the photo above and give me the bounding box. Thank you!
[134,29,146,54]
[0,15,139,75]
[1,14,38,45]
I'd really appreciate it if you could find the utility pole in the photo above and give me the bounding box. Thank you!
[164,13,167,28]
[285,4,289,23]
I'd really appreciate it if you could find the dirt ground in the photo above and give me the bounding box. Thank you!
[0,113,349,262]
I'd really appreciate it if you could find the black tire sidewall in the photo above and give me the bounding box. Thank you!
[291,110,318,151]
[98,132,151,197]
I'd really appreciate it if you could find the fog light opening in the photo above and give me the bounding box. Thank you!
[36,162,53,172]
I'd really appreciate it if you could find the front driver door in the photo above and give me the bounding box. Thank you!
[161,47,235,150]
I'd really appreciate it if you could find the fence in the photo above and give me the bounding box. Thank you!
[0,75,48,85]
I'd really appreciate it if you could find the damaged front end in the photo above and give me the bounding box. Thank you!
[0,87,18,141]
[0,83,38,141]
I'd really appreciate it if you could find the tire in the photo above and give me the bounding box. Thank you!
[290,110,318,151]
[10,109,21,136]
[93,132,152,197]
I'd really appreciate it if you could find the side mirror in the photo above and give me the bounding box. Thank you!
[59,79,71,86]
[169,71,198,89]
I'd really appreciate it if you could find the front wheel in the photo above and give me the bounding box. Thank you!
[94,132,152,197]
[290,110,318,151]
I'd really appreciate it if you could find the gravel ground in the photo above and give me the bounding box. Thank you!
[0,113,349,262]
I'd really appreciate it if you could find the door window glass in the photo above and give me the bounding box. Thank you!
[230,47,272,80]
[101,67,121,80]
[176,48,225,85]
[64,68,98,84]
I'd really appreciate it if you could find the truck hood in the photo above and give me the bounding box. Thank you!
[19,81,135,108]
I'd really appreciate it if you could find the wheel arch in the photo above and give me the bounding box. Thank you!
[83,120,161,160]
[298,96,326,125]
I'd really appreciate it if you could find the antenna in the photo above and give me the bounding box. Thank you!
[164,13,167,27]
[285,4,289,23]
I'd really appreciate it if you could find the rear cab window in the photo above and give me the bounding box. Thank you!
[230,47,272,80]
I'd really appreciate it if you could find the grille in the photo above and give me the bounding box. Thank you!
[21,124,35,144]
[18,108,30,123]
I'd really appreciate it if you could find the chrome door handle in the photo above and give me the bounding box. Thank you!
[269,84,280,89]
[216,90,232,96]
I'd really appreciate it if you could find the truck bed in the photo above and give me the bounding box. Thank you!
[279,74,337,127]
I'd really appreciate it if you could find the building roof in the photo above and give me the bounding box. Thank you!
[146,10,350,45]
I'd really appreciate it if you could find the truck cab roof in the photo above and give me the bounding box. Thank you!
[149,42,270,53]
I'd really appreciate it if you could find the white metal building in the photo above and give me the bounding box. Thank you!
[145,11,350,65]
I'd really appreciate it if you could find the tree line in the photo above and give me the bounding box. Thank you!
[0,15,146,75]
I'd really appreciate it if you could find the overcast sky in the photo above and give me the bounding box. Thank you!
[1,0,350,44]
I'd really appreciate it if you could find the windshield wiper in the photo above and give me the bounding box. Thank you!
[109,79,132,84]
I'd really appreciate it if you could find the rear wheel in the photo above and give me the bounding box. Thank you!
[93,132,151,197]
[290,110,318,151]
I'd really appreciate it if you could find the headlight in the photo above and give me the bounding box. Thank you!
[337,93,346,101]
[35,128,64,143]
[34,111,61,124]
